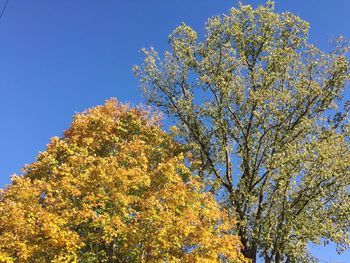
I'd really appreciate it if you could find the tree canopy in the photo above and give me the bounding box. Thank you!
[0,99,246,262]
[135,1,350,262]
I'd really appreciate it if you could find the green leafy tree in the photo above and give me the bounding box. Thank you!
[135,1,350,262]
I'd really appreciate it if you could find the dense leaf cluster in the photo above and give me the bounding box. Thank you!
[0,100,245,262]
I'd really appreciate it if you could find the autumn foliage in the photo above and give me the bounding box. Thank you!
[0,99,246,262]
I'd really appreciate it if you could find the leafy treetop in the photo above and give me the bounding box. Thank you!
[135,1,350,261]
[0,99,246,263]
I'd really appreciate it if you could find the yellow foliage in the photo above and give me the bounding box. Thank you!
[0,99,246,262]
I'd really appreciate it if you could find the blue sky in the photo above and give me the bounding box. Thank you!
[0,0,349,261]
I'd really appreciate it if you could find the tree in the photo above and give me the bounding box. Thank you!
[135,1,350,261]
[0,99,246,262]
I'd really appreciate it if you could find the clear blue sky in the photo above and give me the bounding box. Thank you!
[0,0,349,261]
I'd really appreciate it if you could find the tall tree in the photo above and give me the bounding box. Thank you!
[135,1,350,261]
[0,99,246,262]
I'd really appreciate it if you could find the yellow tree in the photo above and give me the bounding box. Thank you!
[0,99,246,262]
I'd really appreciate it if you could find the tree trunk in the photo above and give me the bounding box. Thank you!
[242,247,257,262]
[240,236,257,262]
[275,252,281,263]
